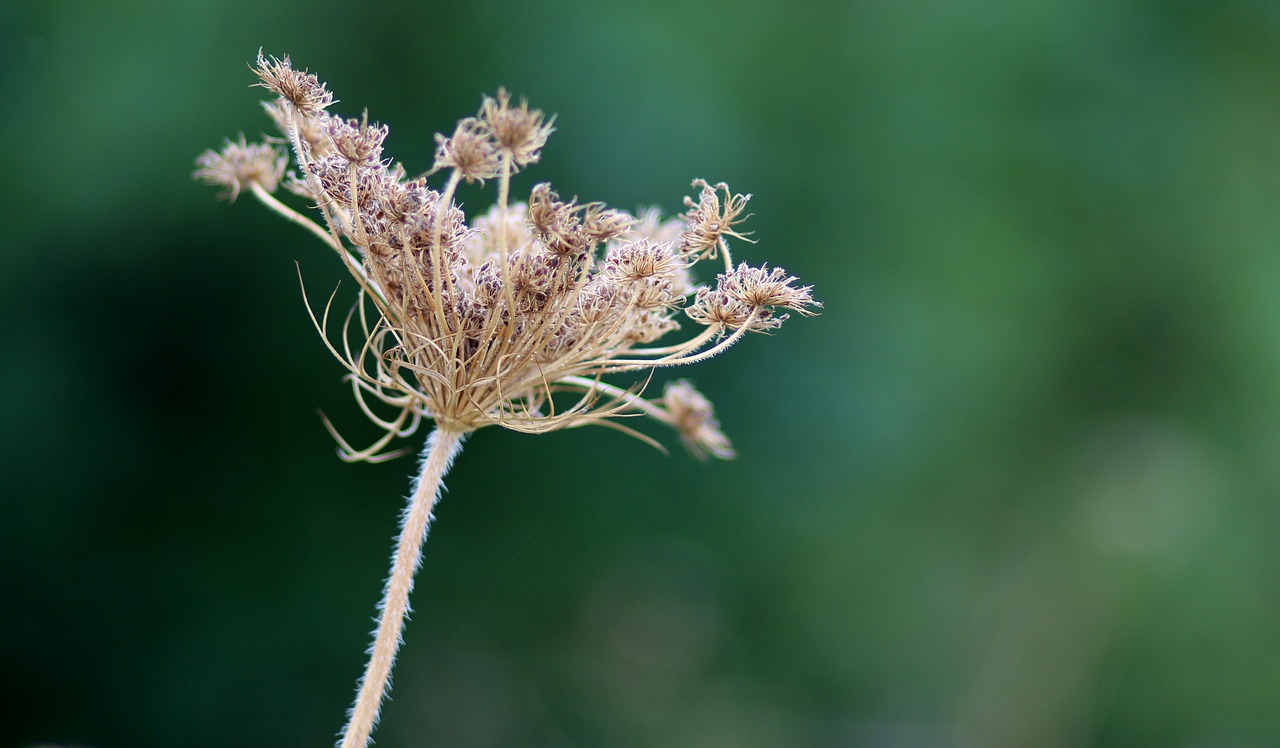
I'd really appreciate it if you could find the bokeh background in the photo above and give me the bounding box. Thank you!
[5,0,1280,746]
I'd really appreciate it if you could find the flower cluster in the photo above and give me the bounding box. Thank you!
[196,53,819,460]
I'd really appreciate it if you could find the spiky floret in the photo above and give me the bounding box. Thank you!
[432,117,502,183]
[478,87,555,169]
[194,134,286,201]
[680,179,754,260]
[251,51,334,114]
[663,379,736,460]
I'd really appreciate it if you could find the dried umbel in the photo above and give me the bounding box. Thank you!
[195,52,819,748]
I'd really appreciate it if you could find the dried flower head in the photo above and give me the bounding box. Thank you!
[329,112,388,164]
[195,52,820,748]
[663,379,735,460]
[479,87,554,169]
[197,57,818,450]
[432,117,502,183]
[252,51,334,115]
[680,179,754,260]
[193,134,286,201]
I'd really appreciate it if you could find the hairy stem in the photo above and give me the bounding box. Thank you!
[601,316,751,372]
[252,183,381,300]
[340,427,467,748]
[250,183,347,259]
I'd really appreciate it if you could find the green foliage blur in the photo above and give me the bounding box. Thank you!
[4,0,1280,746]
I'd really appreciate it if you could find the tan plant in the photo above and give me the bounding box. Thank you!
[195,52,819,748]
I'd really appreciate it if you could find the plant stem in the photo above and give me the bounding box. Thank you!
[340,427,467,748]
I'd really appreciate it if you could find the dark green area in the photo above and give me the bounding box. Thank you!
[4,0,1280,746]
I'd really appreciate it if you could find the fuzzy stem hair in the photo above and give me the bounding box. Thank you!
[340,427,467,748]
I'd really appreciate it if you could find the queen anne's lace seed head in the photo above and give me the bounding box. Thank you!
[194,134,287,201]
[687,286,773,331]
[721,263,819,316]
[479,88,554,169]
[602,239,684,284]
[252,51,334,115]
[330,113,389,164]
[663,380,735,461]
[196,53,820,460]
[433,118,502,183]
[680,179,753,260]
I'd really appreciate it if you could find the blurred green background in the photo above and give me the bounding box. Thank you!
[5,0,1280,746]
